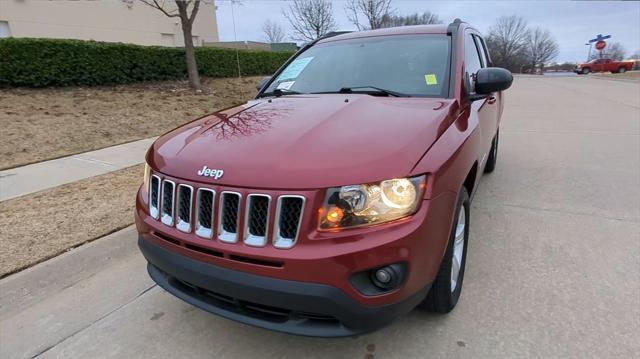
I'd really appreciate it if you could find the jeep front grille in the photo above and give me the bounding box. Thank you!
[160,180,175,226]
[244,194,271,247]
[274,196,305,249]
[149,175,161,219]
[149,174,305,249]
[195,188,215,238]
[218,191,241,243]
[176,184,193,233]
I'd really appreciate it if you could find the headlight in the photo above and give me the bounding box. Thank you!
[142,163,151,196]
[318,175,426,230]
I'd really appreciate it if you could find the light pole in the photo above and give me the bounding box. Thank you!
[585,42,592,61]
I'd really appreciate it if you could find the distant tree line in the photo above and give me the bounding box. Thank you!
[485,15,559,73]
[276,0,442,42]
[266,2,578,74]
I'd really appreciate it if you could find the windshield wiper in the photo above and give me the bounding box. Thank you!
[338,86,408,97]
[257,88,303,98]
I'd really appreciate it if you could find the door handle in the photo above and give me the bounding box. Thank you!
[487,96,497,104]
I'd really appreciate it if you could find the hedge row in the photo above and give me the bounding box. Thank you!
[0,38,294,87]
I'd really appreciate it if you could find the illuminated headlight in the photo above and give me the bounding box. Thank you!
[318,175,426,230]
[142,163,151,196]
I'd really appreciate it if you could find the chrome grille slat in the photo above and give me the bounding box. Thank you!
[176,184,193,233]
[160,180,176,226]
[218,191,242,243]
[243,194,271,247]
[273,196,305,249]
[149,175,161,219]
[195,188,215,239]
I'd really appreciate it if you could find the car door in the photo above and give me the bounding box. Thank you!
[464,31,498,165]
[592,59,604,72]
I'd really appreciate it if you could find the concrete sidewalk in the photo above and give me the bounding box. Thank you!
[0,226,154,359]
[0,137,156,201]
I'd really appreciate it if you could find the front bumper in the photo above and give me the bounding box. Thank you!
[139,236,430,337]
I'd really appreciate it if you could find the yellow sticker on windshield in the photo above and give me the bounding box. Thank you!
[425,74,438,85]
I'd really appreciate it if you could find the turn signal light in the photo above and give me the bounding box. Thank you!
[325,207,344,224]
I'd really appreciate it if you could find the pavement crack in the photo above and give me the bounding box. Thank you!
[30,284,157,358]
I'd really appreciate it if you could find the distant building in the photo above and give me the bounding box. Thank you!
[205,41,298,52]
[0,0,219,46]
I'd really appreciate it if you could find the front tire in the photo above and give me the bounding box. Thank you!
[420,187,470,313]
[582,67,591,75]
[483,130,499,173]
[618,67,627,74]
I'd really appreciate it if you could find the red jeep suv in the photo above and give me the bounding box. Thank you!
[136,20,512,337]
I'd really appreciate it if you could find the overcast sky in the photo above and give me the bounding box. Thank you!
[214,0,640,63]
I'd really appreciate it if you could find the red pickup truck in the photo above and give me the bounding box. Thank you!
[575,58,634,74]
[136,19,513,336]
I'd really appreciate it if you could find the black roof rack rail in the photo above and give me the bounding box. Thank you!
[299,31,353,52]
[319,31,353,40]
[447,18,464,35]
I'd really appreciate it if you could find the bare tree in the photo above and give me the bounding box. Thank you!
[589,42,627,60]
[262,20,285,43]
[525,27,559,69]
[345,0,393,30]
[283,0,336,42]
[139,0,202,90]
[380,11,441,28]
[630,50,640,60]
[605,42,626,60]
[485,15,530,72]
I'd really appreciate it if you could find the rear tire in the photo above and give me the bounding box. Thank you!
[420,187,470,313]
[483,130,499,174]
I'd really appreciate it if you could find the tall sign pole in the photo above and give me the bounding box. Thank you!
[585,43,593,62]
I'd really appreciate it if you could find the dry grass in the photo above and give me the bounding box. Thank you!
[0,76,261,170]
[0,164,143,277]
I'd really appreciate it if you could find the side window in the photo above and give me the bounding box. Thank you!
[473,35,488,67]
[464,32,483,93]
[478,36,492,67]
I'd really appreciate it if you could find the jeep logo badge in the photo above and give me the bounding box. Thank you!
[197,165,224,180]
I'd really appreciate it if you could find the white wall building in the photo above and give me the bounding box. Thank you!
[0,0,219,46]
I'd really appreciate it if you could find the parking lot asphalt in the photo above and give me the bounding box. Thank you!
[1,75,638,359]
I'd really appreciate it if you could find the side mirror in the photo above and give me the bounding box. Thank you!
[475,67,513,94]
[256,76,271,91]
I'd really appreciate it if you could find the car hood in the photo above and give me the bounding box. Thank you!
[148,95,456,189]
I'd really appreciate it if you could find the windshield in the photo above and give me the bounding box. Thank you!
[262,35,451,98]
